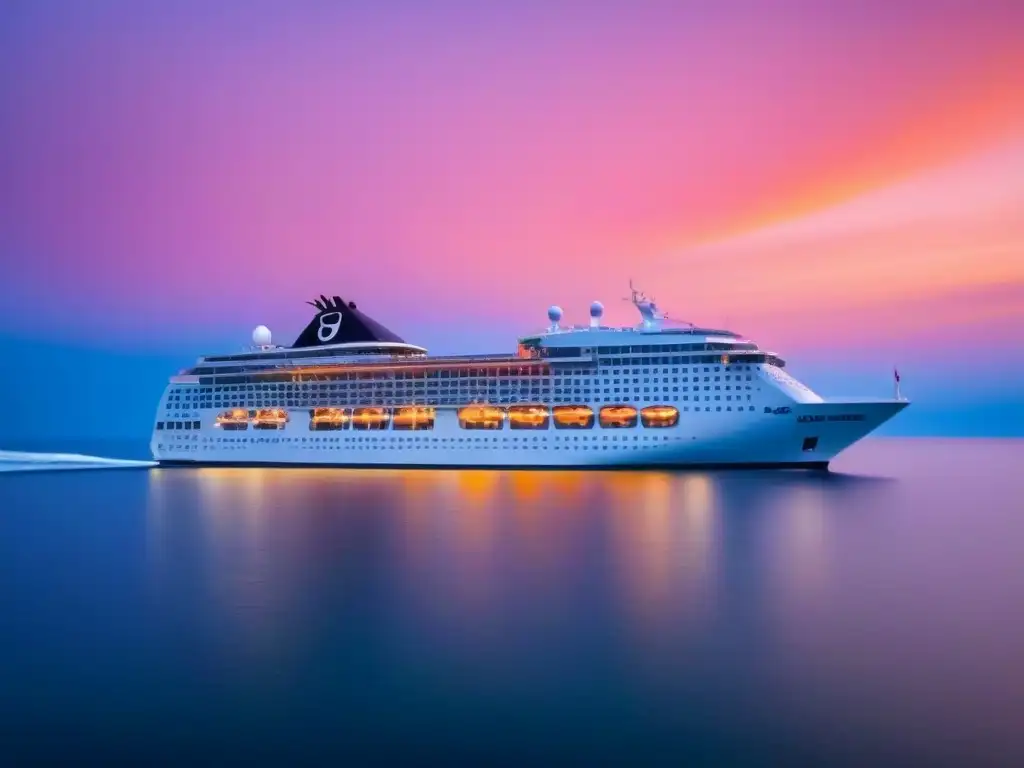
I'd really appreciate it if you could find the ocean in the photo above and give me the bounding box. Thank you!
[1,438,1022,764]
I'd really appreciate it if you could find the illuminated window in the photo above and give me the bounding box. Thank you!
[599,405,638,428]
[310,407,349,431]
[640,405,679,428]
[553,405,595,429]
[393,407,436,431]
[508,405,549,430]
[458,406,505,430]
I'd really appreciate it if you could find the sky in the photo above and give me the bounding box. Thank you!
[1,0,1022,441]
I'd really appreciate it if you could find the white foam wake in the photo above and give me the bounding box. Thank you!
[0,450,156,473]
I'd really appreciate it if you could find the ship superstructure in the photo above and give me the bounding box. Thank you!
[152,289,908,469]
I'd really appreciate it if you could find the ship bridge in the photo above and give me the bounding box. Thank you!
[515,293,778,368]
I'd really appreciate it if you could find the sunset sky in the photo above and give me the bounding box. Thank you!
[1,0,1022,439]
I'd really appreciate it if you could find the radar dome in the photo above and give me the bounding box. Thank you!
[252,325,272,346]
[589,301,604,317]
[547,305,563,323]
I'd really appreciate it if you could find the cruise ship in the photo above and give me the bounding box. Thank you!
[152,288,908,469]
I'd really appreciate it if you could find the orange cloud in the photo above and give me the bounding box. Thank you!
[648,140,1024,348]
[682,49,1024,249]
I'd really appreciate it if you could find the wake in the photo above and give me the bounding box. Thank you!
[0,450,156,473]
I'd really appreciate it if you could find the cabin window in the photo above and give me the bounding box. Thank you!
[802,436,819,452]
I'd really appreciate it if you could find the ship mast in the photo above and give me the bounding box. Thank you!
[623,279,663,330]
[623,279,695,330]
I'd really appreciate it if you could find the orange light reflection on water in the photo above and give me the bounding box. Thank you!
[606,472,717,647]
[144,466,731,671]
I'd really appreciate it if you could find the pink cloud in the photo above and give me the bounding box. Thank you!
[0,1,1022,351]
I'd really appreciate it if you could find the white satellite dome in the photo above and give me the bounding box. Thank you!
[252,325,272,346]
[589,301,604,318]
[547,305,563,323]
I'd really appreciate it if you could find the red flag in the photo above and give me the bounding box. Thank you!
[894,367,900,383]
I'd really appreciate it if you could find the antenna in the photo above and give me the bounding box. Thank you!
[622,278,697,329]
[622,278,648,306]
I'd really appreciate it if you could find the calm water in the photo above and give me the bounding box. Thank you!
[1,438,1022,765]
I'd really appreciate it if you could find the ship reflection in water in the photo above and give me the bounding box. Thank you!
[2,439,1023,763]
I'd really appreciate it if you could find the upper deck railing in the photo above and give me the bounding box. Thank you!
[521,323,742,339]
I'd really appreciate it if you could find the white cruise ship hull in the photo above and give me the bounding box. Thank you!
[152,291,912,471]
[152,399,906,470]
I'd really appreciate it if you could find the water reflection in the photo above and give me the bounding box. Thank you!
[138,449,1024,763]
[143,466,848,671]
[605,472,717,649]
[769,481,830,606]
[9,439,1024,763]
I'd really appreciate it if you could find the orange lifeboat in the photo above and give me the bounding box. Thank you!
[252,408,288,430]
[599,405,638,428]
[215,408,249,431]
[393,406,436,430]
[351,407,390,430]
[310,407,348,431]
[552,405,595,429]
[458,405,505,430]
[508,405,549,430]
[640,405,679,428]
